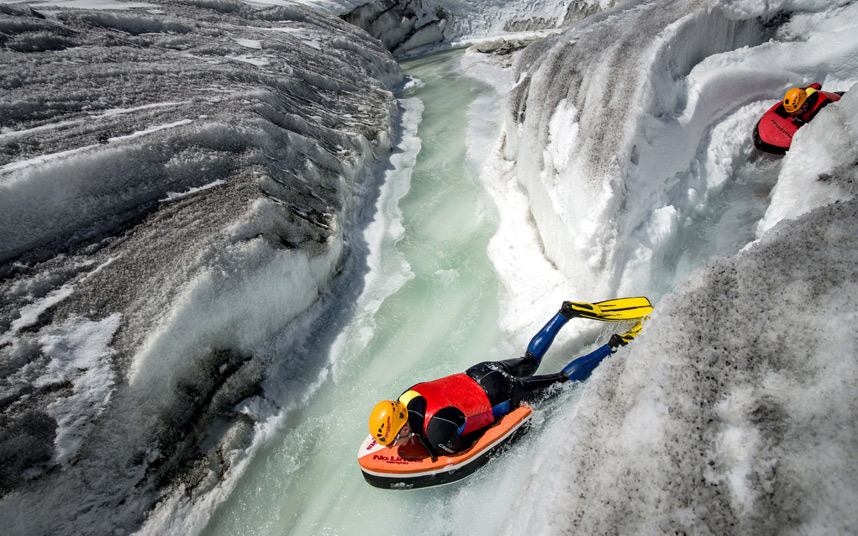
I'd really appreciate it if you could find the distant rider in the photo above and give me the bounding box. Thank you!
[782,83,840,125]
[368,302,630,459]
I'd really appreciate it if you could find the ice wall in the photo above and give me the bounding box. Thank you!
[0,1,401,534]
[501,0,853,299]
[295,0,623,54]
[502,93,858,532]
[492,0,858,533]
[339,0,449,56]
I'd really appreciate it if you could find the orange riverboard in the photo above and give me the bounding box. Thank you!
[357,405,532,489]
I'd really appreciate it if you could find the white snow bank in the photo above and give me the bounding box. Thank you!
[38,314,121,464]
[457,50,570,342]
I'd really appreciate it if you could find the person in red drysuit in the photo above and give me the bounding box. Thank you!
[368,302,630,458]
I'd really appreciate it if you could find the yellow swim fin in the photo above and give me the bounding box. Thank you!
[565,297,653,321]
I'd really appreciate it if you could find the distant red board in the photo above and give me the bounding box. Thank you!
[753,91,843,155]
[753,102,799,155]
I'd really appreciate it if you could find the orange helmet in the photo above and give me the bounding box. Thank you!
[368,400,408,445]
[783,88,808,113]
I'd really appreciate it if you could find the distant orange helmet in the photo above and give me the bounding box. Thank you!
[783,88,808,113]
[368,400,408,446]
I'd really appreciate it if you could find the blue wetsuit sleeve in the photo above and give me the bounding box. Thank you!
[561,344,614,383]
[526,312,570,364]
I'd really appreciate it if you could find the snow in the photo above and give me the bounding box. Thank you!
[232,37,263,49]
[163,179,227,202]
[108,119,195,142]
[38,314,121,465]
[225,53,270,65]
[8,285,74,334]
[13,0,157,9]
[98,102,191,117]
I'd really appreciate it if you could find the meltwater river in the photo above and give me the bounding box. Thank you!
[199,49,581,536]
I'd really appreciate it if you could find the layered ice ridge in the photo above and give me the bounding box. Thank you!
[0,1,401,534]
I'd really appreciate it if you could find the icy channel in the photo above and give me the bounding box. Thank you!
[194,49,531,536]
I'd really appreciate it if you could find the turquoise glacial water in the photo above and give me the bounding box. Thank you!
[201,49,533,536]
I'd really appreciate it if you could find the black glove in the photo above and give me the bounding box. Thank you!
[559,301,577,320]
[608,333,627,349]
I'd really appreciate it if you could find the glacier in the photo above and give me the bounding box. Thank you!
[2,0,858,534]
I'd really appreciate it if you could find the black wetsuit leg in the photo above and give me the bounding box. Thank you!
[465,362,516,408]
[463,306,576,422]
[466,361,569,414]
[511,372,568,405]
[494,352,540,377]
